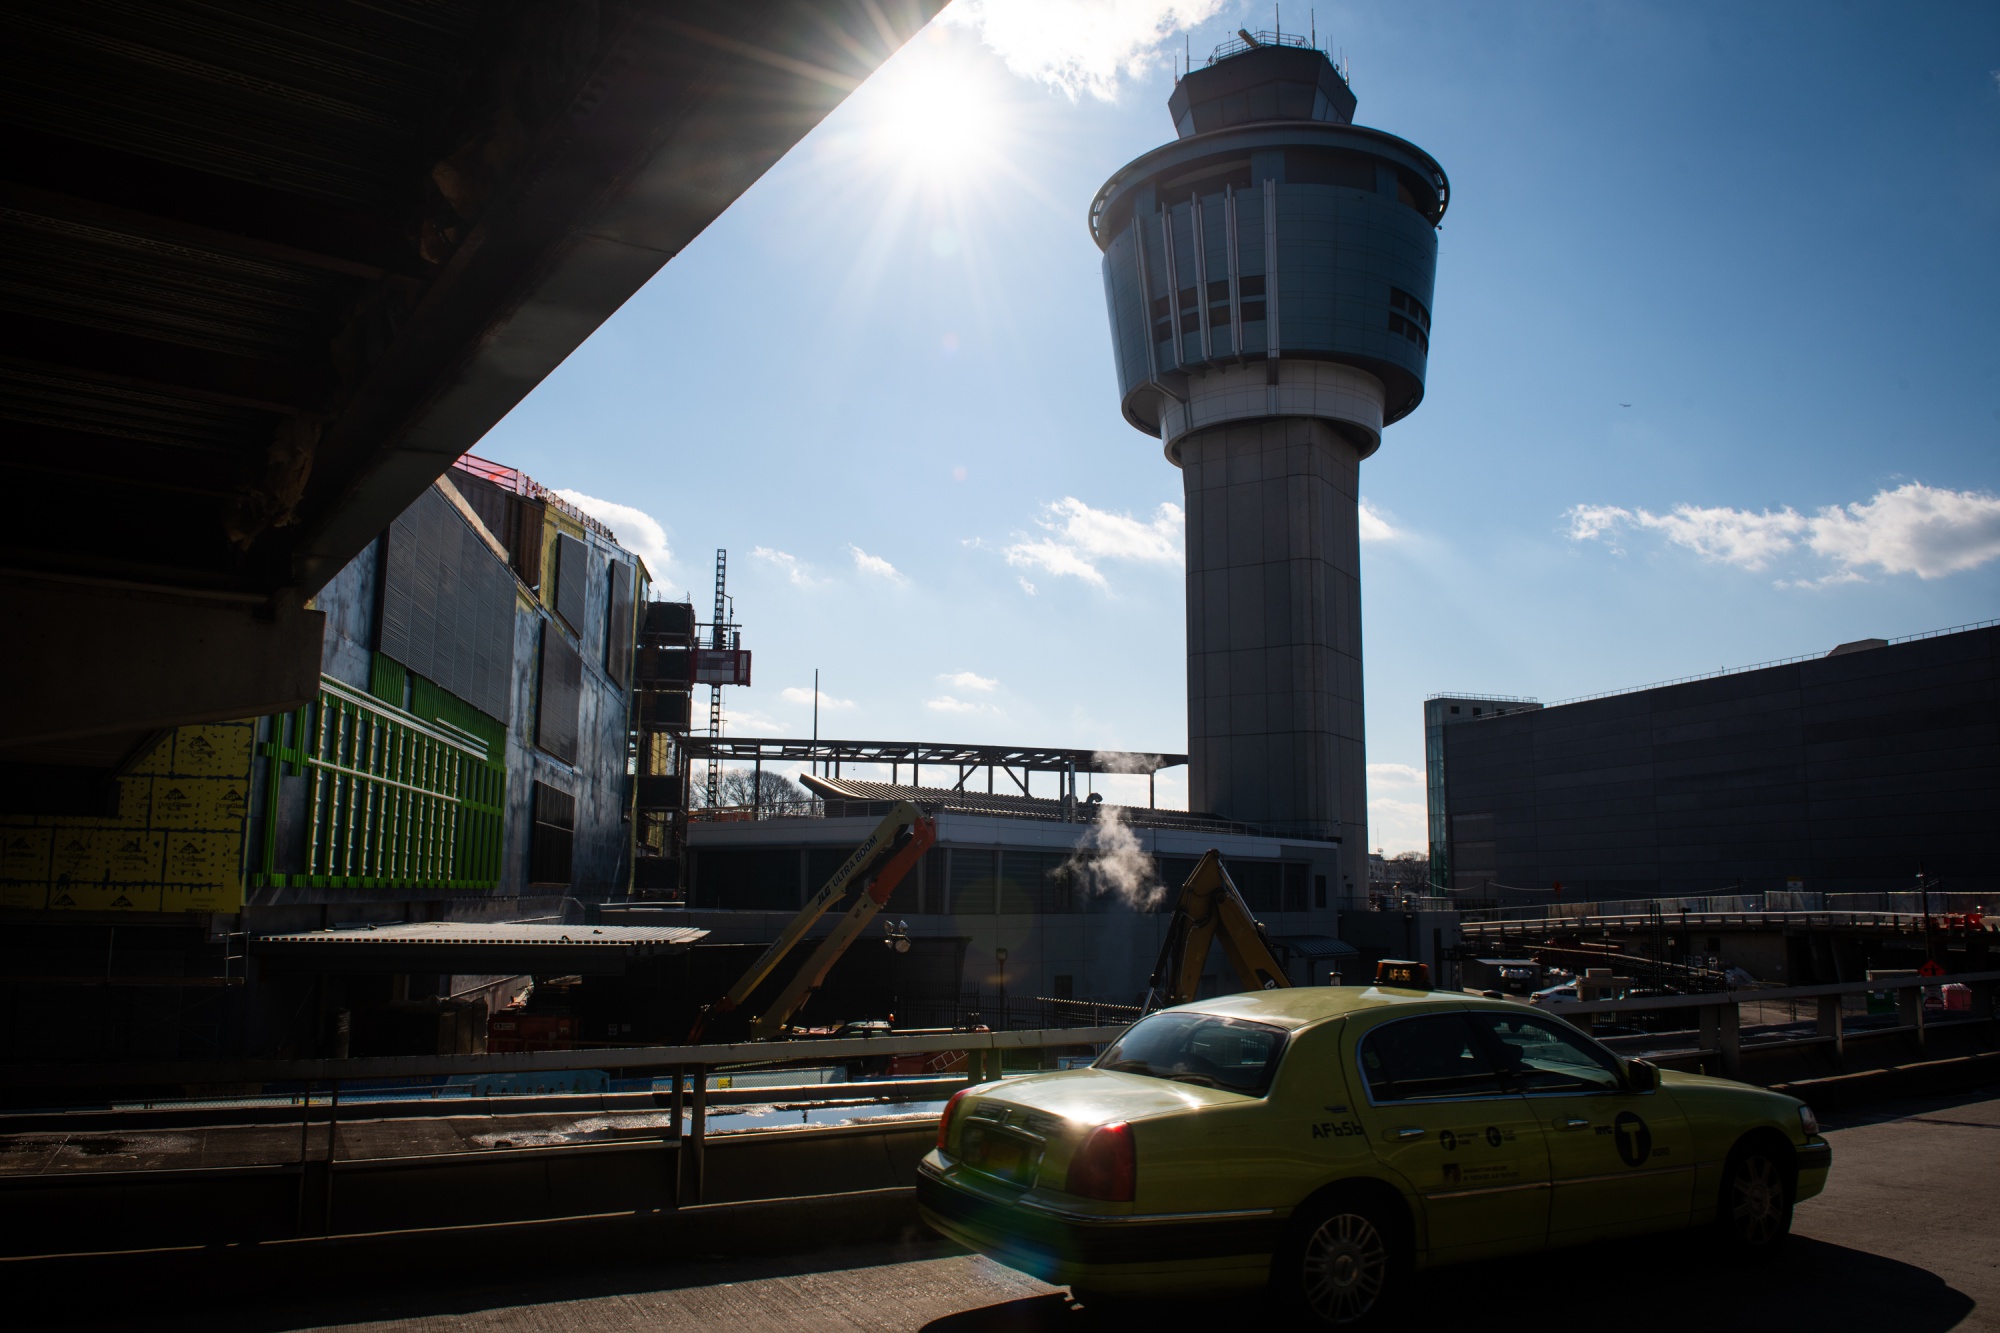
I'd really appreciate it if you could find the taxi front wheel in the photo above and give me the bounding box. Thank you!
[1714,1139,1793,1258]
[1275,1192,1404,1328]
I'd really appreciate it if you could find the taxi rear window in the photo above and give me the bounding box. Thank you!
[1096,1012,1288,1096]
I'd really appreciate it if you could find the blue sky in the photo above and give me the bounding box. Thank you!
[481,0,2000,853]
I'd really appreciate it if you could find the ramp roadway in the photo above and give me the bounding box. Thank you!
[18,1087,1999,1332]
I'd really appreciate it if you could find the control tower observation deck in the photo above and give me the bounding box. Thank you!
[1089,33,1447,897]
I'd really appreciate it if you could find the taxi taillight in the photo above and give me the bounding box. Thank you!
[1067,1122,1135,1202]
[937,1088,971,1153]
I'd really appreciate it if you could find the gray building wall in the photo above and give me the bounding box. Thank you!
[306,481,640,901]
[315,535,379,693]
[1183,417,1366,902]
[686,812,1345,1005]
[1423,694,1540,888]
[502,519,636,897]
[1440,626,2000,900]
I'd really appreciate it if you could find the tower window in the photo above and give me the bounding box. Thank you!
[1390,287,1431,330]
[1239,274,1266,298]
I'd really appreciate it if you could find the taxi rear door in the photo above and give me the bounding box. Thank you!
[1348,1011,1551,1263]
[1469,1011,1694,1242]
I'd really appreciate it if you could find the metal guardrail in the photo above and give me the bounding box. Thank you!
[1540,970,2000,1018]
[1464,891,1994,923]
[0,1024,1129,1090]
[0,1026,1131,1233]
[1536,970,2000,1081]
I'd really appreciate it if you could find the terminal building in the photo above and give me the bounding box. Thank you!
[674,740,1354,1012]
[1432,623,2000,903]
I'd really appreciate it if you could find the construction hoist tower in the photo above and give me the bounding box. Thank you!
[703,548,735,809]
[1088,30,1449,902]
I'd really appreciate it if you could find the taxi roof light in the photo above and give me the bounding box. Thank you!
[1375,959,1433,990]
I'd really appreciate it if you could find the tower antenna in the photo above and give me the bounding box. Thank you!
[1312,10,1316,49]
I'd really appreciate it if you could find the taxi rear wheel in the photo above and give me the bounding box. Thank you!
[1278,1193,1402,1328]
[1715,1139,1793,1257]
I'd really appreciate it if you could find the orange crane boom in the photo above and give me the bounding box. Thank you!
[688,801,936,1041]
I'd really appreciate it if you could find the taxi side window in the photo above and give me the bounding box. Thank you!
[1472,1014,1622,1093]
[1358,1014,1505,1102]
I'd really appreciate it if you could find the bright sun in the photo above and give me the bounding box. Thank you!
[854,36,1006,187]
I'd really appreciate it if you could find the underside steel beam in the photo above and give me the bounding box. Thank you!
[681,736,1187,777]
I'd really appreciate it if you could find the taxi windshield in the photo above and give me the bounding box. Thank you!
[1095,1012,1288,1096]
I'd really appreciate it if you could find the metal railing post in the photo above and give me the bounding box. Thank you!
[1718,1001,1742,1079]
[1897,985,1925,1051]
[667,1065,683,1209]
[1816,994,1845,1071]
[689,1065,707,1205]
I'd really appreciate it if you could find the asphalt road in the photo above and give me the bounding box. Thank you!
[26,1086,1999,1333]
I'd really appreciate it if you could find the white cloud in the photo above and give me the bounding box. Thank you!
[941,670,1000,692]
[1001,496,1183,590]
[1565,503,1631,546]
[1367,762,1424,789]
[781,686,854,710]
[721,706,790,735]
[753,546,819,588]
[925,694,993,715]
[1018,576,1037,595]
[551,490,673,582]
[1805,485,2000,578]
[942,0,1227,101]
[1565,484,2000,583]
[1358,499,1399,543]
[848,544,908,585]
[1368,797,1429,858]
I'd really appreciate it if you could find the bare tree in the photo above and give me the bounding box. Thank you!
[712,767,807,812]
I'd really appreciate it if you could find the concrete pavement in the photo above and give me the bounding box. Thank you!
[22,1086,1997,1332]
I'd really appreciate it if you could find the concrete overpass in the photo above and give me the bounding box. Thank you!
[0,0,943,803]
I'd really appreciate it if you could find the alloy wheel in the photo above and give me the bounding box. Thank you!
[1300,1210,1387,1325]
[1730,1153,1787,1246]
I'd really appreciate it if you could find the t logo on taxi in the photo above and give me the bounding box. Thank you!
[1613,1111,1652,1166]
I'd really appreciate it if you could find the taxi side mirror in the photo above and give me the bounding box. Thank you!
[1624,1058,1659,1093]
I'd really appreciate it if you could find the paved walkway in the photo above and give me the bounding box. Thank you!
[29,1088,1999,1332]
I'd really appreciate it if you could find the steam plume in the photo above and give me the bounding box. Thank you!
[1090,750,1163,775]
[1060,805,1163,910]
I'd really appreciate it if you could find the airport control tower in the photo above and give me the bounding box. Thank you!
[1090,31,1447,901]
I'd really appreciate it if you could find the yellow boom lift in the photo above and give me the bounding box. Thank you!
[688,801,937,1042]
[1142,849,1292,1012]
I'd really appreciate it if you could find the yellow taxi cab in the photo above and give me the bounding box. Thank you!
[918,969,1830,1327]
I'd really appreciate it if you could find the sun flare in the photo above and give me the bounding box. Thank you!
[852,37,1007,187]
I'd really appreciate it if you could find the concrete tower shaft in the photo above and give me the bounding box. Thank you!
[1091,37,1447,900]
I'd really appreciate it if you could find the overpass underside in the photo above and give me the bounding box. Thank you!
[0,0,942,800]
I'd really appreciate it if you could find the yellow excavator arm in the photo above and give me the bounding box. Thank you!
[688,801,935,1042]
[1143,849,1291,1012]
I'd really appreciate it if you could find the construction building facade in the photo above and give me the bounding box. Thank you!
[0,454,659,1061]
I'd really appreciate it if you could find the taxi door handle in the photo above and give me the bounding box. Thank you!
[1557,1118,1590,1130]
[1389,1127,1425,1141]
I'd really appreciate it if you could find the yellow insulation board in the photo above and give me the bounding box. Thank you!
[0,721,254,913]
